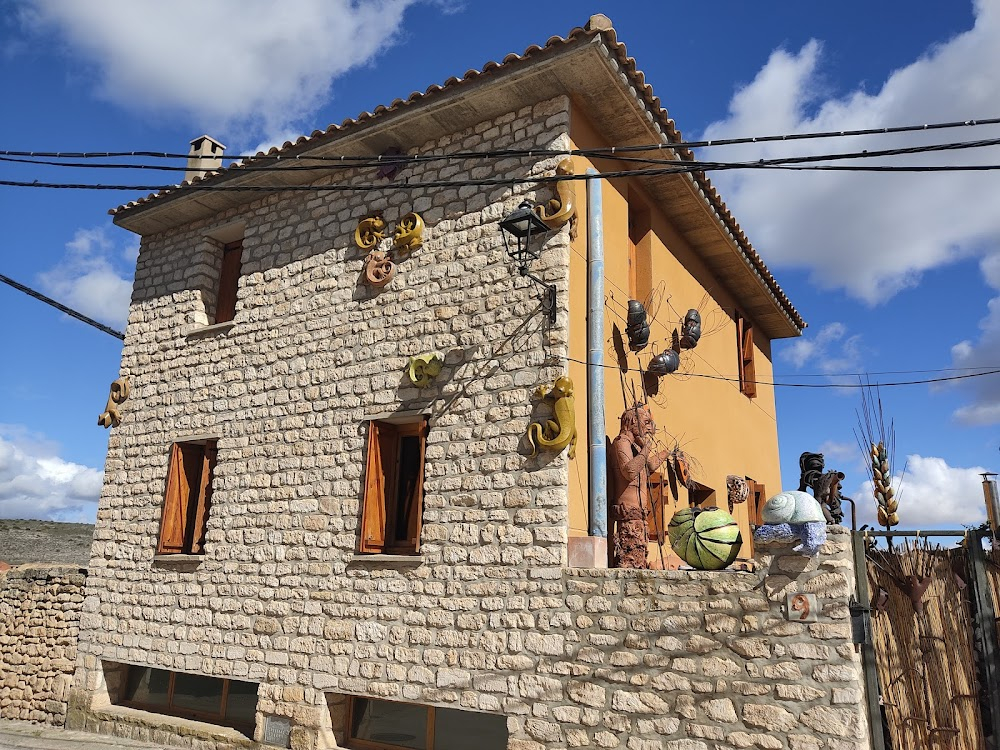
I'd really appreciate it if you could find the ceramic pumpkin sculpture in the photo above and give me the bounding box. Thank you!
[667,507,743,571]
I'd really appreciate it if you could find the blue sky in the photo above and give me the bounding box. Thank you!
[0,0,998,528]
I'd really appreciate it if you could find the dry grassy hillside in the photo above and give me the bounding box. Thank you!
[0,519,94,566]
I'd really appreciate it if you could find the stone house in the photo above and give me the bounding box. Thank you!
[70,15,870,750]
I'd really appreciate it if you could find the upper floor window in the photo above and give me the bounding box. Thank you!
[158,440,216,555]
[359,419,427,555]
[215,240,243,324]
[736,311,757,398]
[628,199,651,303]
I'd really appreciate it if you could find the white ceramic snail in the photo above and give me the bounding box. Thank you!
[755,490,827,556]
[761,490,826,525]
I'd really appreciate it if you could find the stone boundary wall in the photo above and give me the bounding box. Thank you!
[322,526,868,750]
[0,564,86,725]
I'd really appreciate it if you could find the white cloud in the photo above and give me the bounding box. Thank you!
[0,427,103,522]
[817,440,857,465]
[19,0,419,142]
[850,454,988,529]
[780,322,862,373]
[37,227,135,331]
[702,1,1000,305]
[949,264,1000,424]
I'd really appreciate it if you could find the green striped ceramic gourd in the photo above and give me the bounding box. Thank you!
[667,507,743,570]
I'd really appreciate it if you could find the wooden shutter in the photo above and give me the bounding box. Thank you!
[359,422,393,553]
[189,442,216,554]
[749,481,766,526]
[158,444,188,553]
[736,313,757,398]
[215,241,243,324]
[646,472,666,543]
[398,419,427,552]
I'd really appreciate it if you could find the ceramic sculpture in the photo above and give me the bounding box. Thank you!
[753,490,828,556]
[667,506,743,570]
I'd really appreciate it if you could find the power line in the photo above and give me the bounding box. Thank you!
[5,157,1000,194]
[2,134,999,177]
[569,244,1000,388]
[561,354,1000,389]
[0,273,125,341]
[3,261,993,387]
[3,114,999,161]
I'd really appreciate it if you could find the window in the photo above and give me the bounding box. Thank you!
[157,440,217,555]
[120,665,257,735]
[688,481,716,508]
[215,240,243,324]
[359,419,427,554]
[747,479,766,526]
[736,311,757,398]
[347,696,507,750]
[628,199,651,303]
[646,471,669,543]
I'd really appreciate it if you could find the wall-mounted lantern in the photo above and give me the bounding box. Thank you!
[499,201,557,323]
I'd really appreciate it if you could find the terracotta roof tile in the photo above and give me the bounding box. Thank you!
[109,17,803,331]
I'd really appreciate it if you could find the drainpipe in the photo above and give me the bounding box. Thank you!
[587,170,607,538]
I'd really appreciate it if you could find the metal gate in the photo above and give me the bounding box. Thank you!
[852,528,1000,750]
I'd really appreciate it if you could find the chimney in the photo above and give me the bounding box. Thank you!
[184,135,226,183]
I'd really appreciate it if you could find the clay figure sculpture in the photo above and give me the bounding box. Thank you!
[647,349,680,376]
[625,300,651,351]
[534,158,577,235]
[753,490,827,556]
[610,404,669,569]
[407,352,443,388]
[679,309,702,349]
[363,250,396,287]
[667,506,743,570]
[355,216,386,250]
[525,376,577,459]
[97,376,131,428]
[393,212,424,253]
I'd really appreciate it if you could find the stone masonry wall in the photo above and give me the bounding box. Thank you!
[72,96,576,748]
[316,526,866,750]
[0,564,86,725]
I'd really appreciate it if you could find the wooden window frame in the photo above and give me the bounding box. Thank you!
[358,418,427,555]
[119,666,256,735]
[748,479,767,527]
[646,471,669,543]
[214,240,243,324]
[736,311,757,398]
[627,199,651,303]
[157,440,217,555]
[345,696,506,750]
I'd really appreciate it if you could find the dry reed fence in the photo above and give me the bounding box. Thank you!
[867,541,985,750]
[988,545,1000,653]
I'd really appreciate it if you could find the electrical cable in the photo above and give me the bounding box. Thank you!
[570,245,998,388]
[3,114,999,161]
[559,354,1000,389]
[6,158,1000,193]
[2,134,999,178]
[0,272,125,341]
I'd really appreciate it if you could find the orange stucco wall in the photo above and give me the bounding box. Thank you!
[566,108,783,566]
